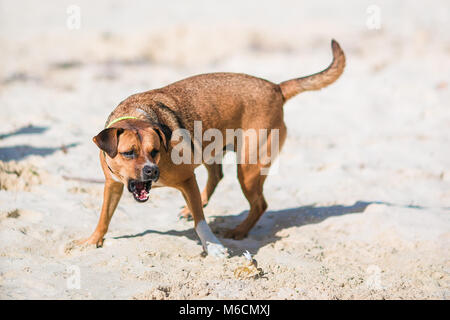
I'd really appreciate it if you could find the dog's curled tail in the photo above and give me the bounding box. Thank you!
[279,39,346,101]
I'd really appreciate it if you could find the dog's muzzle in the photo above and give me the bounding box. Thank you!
[127,165,159,203]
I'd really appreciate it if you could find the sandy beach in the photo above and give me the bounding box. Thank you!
[0,0,449,299]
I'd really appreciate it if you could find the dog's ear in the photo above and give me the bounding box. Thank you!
[152,124,171,152]
[93,128,124,158]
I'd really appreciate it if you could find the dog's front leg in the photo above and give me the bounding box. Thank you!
[78,179,123,247]
[177,175,228,258]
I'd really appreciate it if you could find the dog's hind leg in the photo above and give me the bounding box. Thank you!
[224,126,286,239]
[224,163,268,240]
[179,163,223,220]
[201,163,224,206]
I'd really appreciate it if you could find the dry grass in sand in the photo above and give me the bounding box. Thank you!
[0,1,449,299]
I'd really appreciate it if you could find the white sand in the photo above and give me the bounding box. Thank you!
[0,0,449,299]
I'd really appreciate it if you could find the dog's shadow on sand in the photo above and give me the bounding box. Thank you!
[115,200,384,257]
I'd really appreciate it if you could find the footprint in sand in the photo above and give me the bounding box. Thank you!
[59,240,95,256]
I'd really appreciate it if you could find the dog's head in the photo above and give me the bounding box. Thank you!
[93,119,169,203]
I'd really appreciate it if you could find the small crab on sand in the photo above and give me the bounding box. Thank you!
[234,250,265,279]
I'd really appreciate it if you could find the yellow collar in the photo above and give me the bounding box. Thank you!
[106,116,138,128]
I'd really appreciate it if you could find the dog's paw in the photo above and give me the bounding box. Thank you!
[76,232,105,248]
[178,207,193,221]
[196,220,228,258]
[205,242,229,259]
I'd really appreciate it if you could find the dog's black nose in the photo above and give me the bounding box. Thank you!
[143,165,159,181]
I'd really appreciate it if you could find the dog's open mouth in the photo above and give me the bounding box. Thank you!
[128,180,152,202]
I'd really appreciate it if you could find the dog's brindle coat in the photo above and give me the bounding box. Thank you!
[80,40,345,257]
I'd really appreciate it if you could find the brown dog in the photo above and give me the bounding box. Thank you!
[79,40,345,257]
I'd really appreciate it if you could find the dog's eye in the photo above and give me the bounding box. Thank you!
[120,150,135,159]
[150,149,159,158]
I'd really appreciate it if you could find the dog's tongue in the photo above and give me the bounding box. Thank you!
[137,189,149,200]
